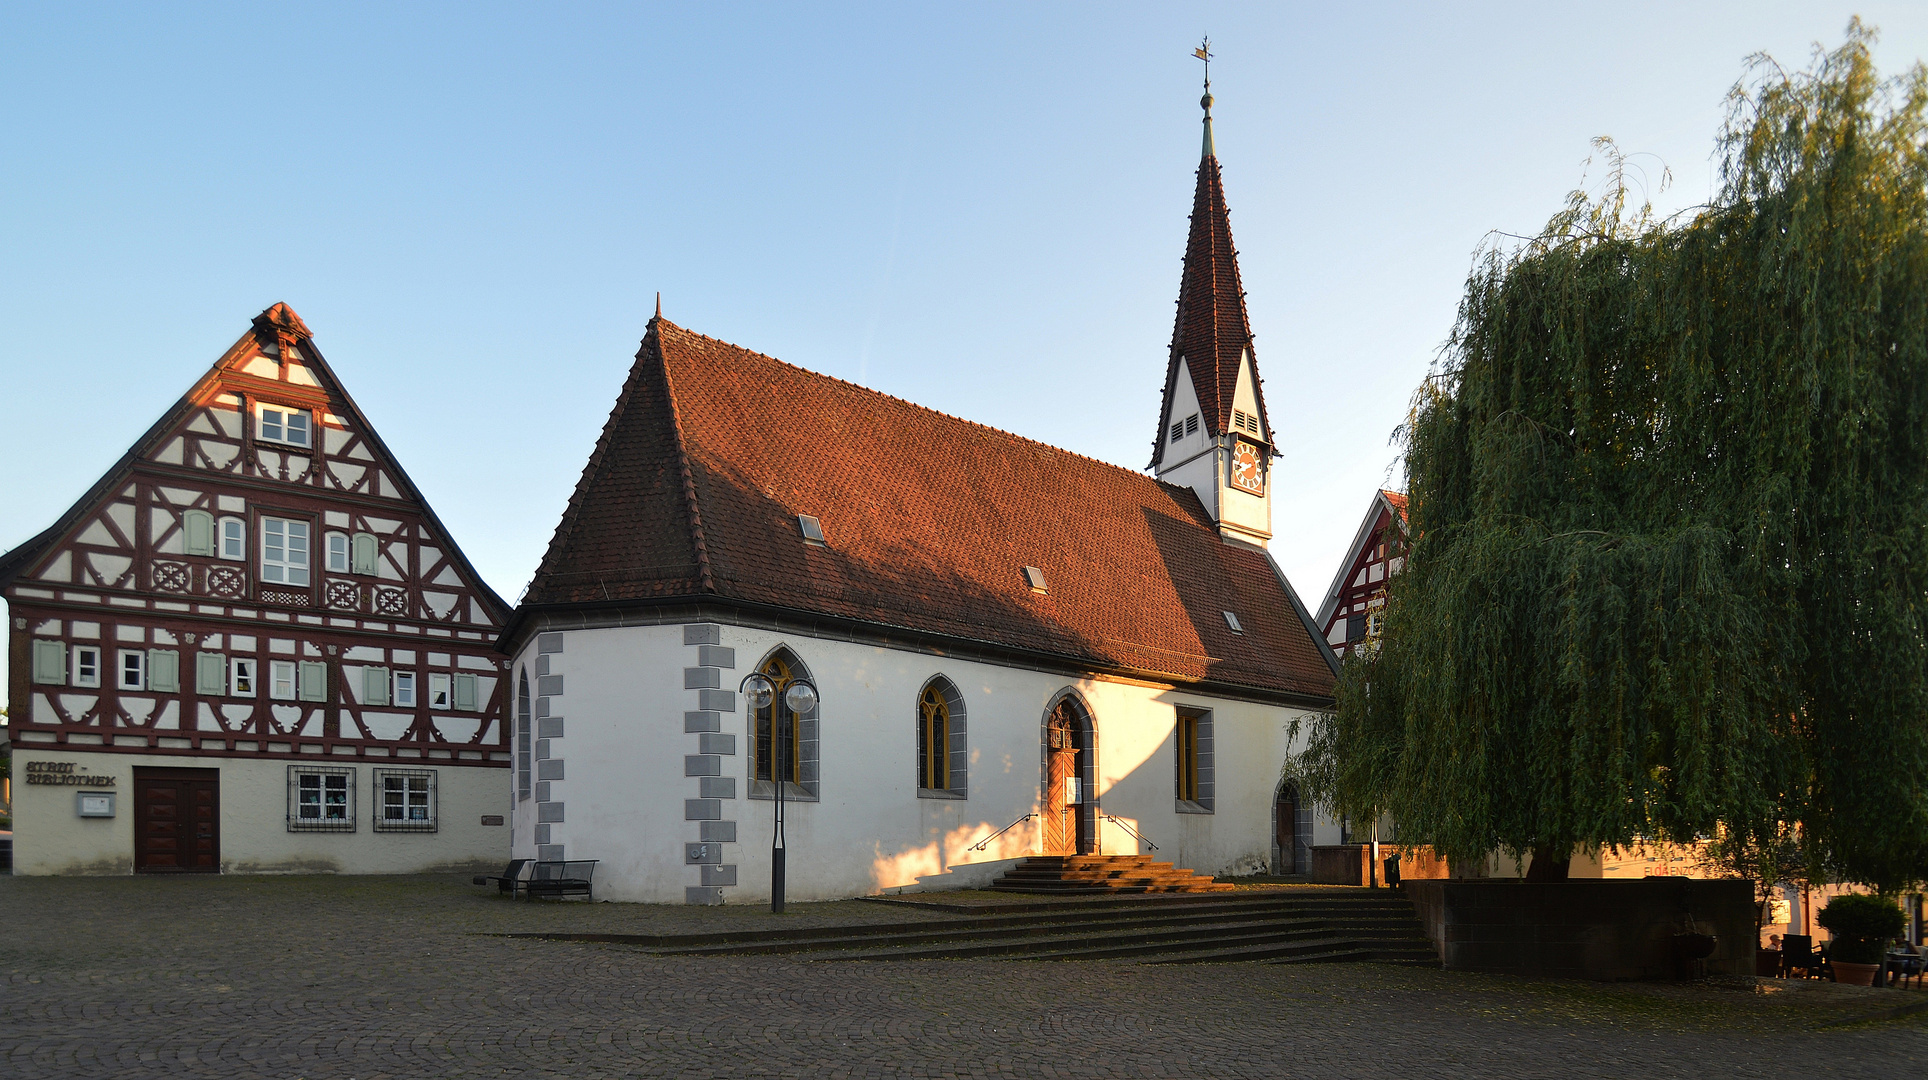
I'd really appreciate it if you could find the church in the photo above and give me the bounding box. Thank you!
[498,89,1343,903]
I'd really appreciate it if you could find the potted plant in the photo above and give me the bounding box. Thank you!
[1817,893,1906,986]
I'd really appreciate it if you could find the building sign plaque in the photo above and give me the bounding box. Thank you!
[25,761,116,787]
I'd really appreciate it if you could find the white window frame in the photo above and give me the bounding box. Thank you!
[325,531,350,574]
[257,404,313,448]
[119,649,147,691]
[288,766,355,832]
[270,659,298,701]
[393,670,417,708]
[231,656,257,697]
[219,517,246,561]
[73,645,102,688]
[261,516,311,586]
[428,672,451,710]
[373,768,437,832]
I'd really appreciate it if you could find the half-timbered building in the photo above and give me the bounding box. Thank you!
[497,90,1344,903]
[2,304,511,874]
[1313,489,1408,660]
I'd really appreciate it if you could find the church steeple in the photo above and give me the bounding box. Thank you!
[1151,47,1274,546]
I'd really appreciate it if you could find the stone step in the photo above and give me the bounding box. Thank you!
[648,907,1337,958]
[798,918,1346,963]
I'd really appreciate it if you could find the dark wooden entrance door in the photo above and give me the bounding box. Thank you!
[1275,788,1298,874]
[1044,712,1078,855]
[134,767,220,873]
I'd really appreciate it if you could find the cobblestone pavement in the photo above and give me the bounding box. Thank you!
[2,875,1924,1079]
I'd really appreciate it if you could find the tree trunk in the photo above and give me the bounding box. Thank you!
[1524,844,1571,881]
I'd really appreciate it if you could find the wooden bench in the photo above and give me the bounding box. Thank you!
[524,859,598,901]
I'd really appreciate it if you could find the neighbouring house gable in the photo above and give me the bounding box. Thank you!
[1314,490,1409,656]
[0,303,508,632]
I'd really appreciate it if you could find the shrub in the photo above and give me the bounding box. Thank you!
[1817,893,1906,964]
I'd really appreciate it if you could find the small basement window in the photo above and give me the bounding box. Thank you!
[1022,566,1048,593]
[798,515,827,545]
[1223,611,1243,634]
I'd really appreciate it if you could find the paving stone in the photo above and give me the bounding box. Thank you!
[0,874,1922,1078]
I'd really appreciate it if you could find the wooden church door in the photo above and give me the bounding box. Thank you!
[1044,708,1079,856]
[134,767,220,873]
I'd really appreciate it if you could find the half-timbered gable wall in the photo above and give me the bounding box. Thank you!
[3,304,510,874]
[1315,491,1409,659]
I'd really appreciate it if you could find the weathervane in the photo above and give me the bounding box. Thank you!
[1194,38,1216,157]
[1195,37,1212,91]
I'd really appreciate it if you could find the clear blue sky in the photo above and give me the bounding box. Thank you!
[4,4,1925,704]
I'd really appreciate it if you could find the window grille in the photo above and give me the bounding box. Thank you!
[374,768,437,832]
[288,765,355,832]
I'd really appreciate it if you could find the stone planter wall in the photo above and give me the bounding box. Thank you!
[1403,877,1756,981]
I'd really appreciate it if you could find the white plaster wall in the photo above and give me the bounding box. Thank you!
[9,748,508,875]
[513,620,1326,904]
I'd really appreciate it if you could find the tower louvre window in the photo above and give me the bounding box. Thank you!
[1185,414,1199,436]
[1170,421,1183,443]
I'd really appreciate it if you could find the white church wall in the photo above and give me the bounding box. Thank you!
[511,619,1324,904]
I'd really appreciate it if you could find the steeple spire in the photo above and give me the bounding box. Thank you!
[1149,46,1275,545]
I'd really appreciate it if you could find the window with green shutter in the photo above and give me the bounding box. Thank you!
[196,652,227,695]
[148,649,180,693]
[32,639,67,685]
[182,510,215,556]
[453,672,478,711]
[298,661,328,702]
[363,665,390,706]
[351,532,378,575]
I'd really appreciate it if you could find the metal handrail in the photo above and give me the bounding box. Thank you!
[1103,815,1157,851]
[968,813,1036,852]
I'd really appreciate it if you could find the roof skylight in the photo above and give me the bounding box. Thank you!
[797,515,826,545]
[1223,611,1243,633]
[1022,566,1048,593]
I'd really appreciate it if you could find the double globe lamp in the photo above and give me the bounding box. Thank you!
[738,672,818,913]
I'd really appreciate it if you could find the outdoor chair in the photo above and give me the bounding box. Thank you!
[473,859,530,896]
[1888,945,1925,989]
[1782,935,1827,979]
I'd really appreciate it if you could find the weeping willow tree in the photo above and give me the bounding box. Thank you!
[1295,22,1928,892]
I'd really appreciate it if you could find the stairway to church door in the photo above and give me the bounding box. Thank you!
[1044,713,1078,855]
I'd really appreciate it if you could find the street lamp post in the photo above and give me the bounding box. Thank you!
[739,672,818,914]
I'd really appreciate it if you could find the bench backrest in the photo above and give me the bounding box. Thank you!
[531,859,598,881]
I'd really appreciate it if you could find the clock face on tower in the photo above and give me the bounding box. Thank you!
[1230,439,1266,496]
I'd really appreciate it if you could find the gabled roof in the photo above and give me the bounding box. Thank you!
[516,318,1337,701]
[1150,101,1272,469]
[1313,488,1410,629]
[0,303,510,621]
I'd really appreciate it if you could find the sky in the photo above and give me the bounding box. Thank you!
[3,3,1927,704]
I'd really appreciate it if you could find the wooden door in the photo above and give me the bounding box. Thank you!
[134,768,220,873]
[1044,748,1077,855]
[1275,789,1297,874]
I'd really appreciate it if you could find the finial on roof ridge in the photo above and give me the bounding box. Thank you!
[655,292,662,320]
[1195,37,1215,160]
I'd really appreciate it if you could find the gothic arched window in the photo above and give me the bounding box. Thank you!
[916,677,967,797]
[753,652,801,784]
[516,669,532,800]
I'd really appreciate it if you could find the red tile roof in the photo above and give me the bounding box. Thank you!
[520,320,1337,700]
[1151,151,1269,467]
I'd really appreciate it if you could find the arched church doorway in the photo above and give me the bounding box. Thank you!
[1275,779,1311,875]
[1041,695,1097,855]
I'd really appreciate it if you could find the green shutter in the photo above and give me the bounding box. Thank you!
[363,665,390,706]
[196,652,227,695]
[351,532,378,575]
[31,639,67,685]
[298,661,328,702]
[148,649,180,693]
[453,672,477,711]
[182,510,214,556]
